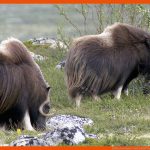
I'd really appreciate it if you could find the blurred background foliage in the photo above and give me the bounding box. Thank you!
[0,4,150,43]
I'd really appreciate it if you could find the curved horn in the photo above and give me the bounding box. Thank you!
[39,99,53,117]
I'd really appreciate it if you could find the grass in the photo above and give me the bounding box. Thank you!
[0,42,150,146]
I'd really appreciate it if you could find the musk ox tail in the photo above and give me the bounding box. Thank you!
[0,38,34,113]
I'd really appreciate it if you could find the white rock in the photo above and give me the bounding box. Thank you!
[30,52,46,61]
[29,37,67,49]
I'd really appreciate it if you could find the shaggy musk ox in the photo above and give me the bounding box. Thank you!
[65,23,150,107]
[0,38,51,130]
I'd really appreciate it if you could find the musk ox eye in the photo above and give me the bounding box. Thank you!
[47,86,51,91]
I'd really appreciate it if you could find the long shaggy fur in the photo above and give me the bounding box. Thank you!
[65,23,150,101]
[0,38,50,129]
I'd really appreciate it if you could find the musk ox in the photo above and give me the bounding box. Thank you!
[65,23,150,107]
[0,38,51,130]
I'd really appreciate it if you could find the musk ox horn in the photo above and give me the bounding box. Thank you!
[39,87,53,117]
[39,99,53,117]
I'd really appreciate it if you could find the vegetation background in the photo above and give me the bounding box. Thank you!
[0,4,150,145]
[1,5,150,41]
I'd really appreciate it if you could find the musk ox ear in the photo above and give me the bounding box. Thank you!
[145,38,150,48]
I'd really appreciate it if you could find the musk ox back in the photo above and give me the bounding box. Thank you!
[65,23,150,107]
[0,38,51,130]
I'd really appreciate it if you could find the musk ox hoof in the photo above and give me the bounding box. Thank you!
[92,95,101,101]
[75,95,82,108]
[112,86,123,100]
[123,88,129,96]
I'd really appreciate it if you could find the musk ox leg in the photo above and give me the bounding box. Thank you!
[122,69,139,96]
[75,95,82,107]
[92,95,101,101]
[112,85,123,99]
[22,110,35,131]
[0,125,5,131]
[122,87,129,96]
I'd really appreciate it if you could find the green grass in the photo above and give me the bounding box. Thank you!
[0,42,150,146]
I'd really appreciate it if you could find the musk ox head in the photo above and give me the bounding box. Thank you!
[65,23,150,107]
[0,38,52,130]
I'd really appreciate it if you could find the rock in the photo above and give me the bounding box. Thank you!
[9,135,50,146]
[46,115,93,130]
[43,125,86,145]
[30,52,46,61]
[29,37,67,49]
[45,115,96,145]
[55,60,66,69]
[9,115,97,146]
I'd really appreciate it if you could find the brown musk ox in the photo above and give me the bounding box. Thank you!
[65,23,150,107]
[0,38,51,130]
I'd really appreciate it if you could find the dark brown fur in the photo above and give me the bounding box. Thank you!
[65,23,150,104]
[0,38,50,130]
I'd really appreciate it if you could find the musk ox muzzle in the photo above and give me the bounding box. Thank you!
[65,23,150,107]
